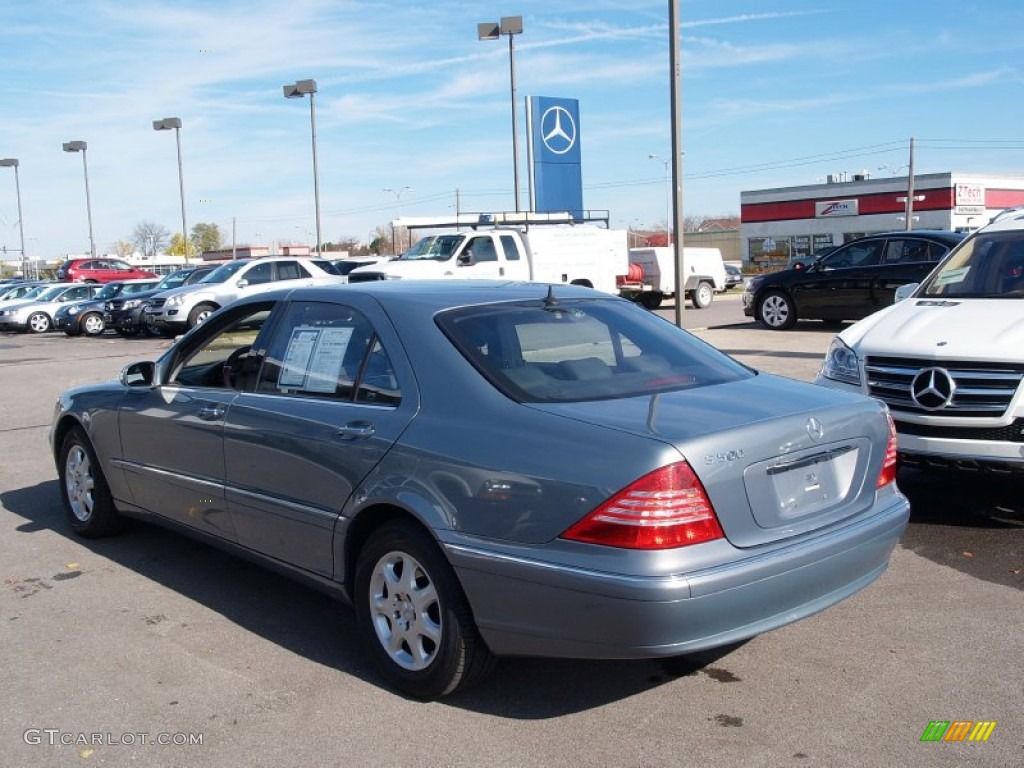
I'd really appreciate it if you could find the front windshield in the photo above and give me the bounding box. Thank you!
[36,286,69,301]
[198,260,248,284]
[157,270,189,290]
[398,235,464,261]
[95,284,121,300]
[922,231,1024,298]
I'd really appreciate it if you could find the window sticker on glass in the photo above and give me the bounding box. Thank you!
[305,327,355,393]
[279,328,320,388]
[935,266,971,286]
[278,325,356,393]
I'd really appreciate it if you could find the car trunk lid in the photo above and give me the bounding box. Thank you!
[528,374,891,548]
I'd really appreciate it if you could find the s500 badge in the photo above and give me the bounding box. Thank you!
[705,450,745,465]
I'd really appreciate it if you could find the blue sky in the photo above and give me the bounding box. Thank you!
[1,1,1023,258]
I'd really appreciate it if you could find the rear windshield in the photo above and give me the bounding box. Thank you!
[438,297,752,402]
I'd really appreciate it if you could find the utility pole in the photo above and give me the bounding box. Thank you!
[669,0,685,326]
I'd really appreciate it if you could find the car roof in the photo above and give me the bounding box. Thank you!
[237,279,605,310]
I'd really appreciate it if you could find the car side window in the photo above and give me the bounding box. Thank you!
[171,304,274,389]
[823,241,882,269]
[256,301,398,405]
[499,235,521,261]
[465,237,498,262]
[244,263,274,285]
[883,239,931,265]
[275,261,311,281]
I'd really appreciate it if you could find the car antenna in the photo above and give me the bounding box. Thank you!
[543,284,559,308]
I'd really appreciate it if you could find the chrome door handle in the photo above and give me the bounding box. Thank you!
[198,403,226,421]
[337,421,375,440]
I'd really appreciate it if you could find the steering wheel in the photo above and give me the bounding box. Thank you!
[222,345,252,388]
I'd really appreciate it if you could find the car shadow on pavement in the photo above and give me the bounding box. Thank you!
[897,468,1023,592]
[2,480,745,715]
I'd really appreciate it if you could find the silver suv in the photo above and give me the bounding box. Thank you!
[145,257,339,335]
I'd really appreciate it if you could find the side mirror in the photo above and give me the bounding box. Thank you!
[457,252,475,266]
[121,361,156,387]
[894,283,919,302]
[236,279,249,288]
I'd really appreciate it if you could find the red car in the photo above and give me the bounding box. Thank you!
[56,258,159,284]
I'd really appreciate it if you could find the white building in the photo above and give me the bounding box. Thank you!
[740,172,1024,267]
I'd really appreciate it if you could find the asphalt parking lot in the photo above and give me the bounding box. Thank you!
[0,300,1021,767]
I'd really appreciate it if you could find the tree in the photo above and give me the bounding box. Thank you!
[168,233,198,258]
[131,222,170,258]
[369,224,392,255]
[110,240,134,258]
[190,222,222,255]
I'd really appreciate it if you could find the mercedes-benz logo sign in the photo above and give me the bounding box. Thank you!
[806,417,825,442]
[540,106,577,155]
[910,367,956,410]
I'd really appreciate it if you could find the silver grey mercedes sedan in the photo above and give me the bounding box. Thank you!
[50,280,908,700]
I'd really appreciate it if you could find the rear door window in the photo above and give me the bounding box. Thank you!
[255,301,400,405]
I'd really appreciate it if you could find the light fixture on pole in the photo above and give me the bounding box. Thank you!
[283,78,323,255]
[383,186,412,254]
[153,117,190,263]
[62,141,96,258]
[477,15,524,212]
[648,153,671,244]
[0,158,26,278]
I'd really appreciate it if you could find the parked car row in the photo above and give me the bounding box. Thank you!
[0,256,384,336]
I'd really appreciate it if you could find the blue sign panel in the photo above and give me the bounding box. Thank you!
[530,96,583,218]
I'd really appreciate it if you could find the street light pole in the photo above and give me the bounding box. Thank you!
[478,16,524,212]
[283,79,323,256]
[648,153,671,244]
[0,159,26,277]
[153,118,190,263]
[383,186,412,254]
[62,141,96,258]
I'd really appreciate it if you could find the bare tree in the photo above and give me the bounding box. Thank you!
[131,222,170,258]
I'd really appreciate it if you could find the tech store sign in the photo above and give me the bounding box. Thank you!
[815,199,859,218]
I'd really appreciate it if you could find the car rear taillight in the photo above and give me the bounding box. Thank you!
[877,412,899,488]
[561,461,724,550]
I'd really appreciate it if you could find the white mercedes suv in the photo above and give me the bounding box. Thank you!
[145,256,340,335]
[815,207,1024,473]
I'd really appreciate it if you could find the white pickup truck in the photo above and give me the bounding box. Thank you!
[616,246,727,310]
[815,207,1024,474]
[347,225,628,295]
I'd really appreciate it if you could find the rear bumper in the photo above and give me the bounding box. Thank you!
[446,494,908,659]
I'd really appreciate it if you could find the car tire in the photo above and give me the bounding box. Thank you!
[27,312,51,333]
[58,426,124,538]
[354,521,495,700]
[81,312,105,336]
[639,292,664,310]
[187,303,217,328]
[144,321,167,338]
[691,281,714,309]
[756,290,797,330]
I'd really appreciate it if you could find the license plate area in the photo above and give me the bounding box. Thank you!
[744,440,868,531]
[767,445,856,521]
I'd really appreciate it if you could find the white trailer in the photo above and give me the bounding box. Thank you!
[617,246,727,310]
[349,224,628,295]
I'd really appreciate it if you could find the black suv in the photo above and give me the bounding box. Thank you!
[743,230,966,330]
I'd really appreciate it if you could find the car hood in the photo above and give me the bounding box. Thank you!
[356,259,455,278]
[839,297,1024,361]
